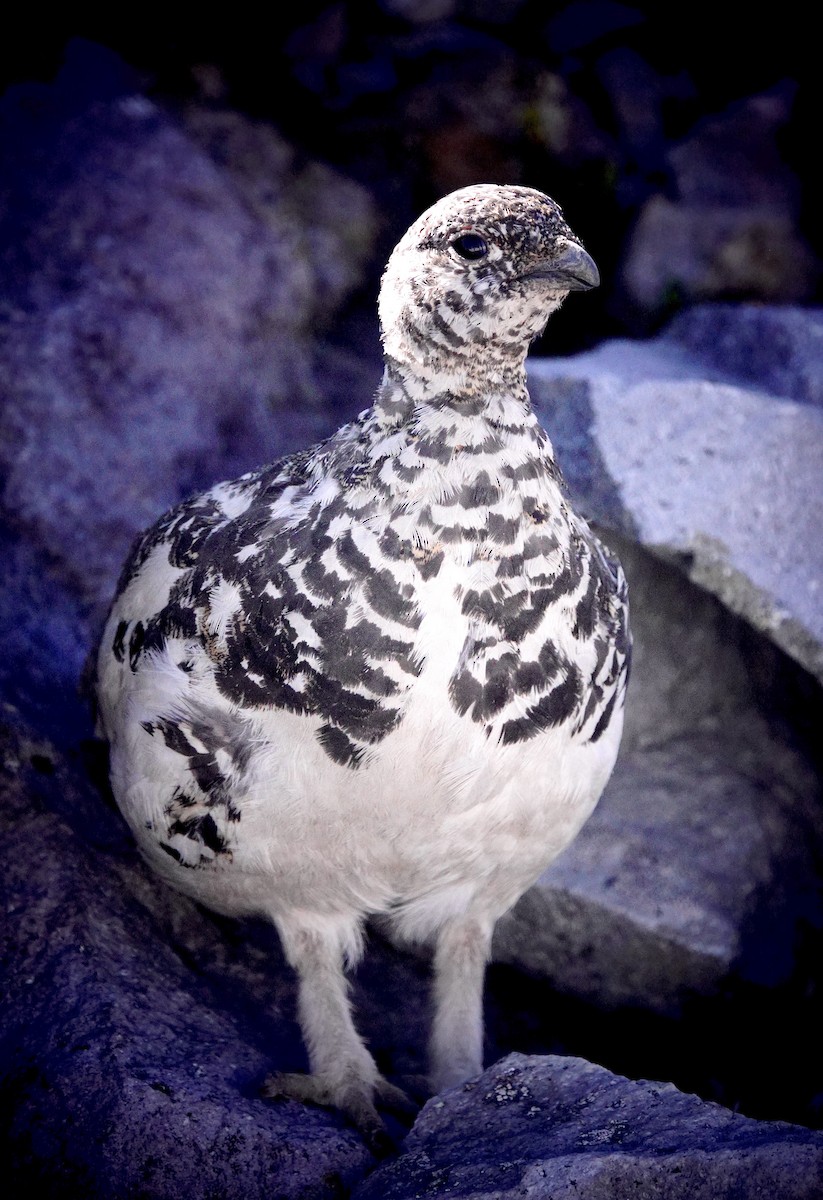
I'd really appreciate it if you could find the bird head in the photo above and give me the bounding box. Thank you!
[378,184,599,394]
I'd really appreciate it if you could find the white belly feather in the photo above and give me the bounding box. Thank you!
[103,550,623,944]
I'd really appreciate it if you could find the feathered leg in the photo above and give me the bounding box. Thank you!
[428,913,493,1093]
[263,916,410,1152]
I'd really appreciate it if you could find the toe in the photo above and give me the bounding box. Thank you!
[262,1071,333,1106]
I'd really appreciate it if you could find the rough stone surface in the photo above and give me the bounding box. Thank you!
[356,1053,823,1199]
[665,302,823,410]
[622,197,816,315]
[0,717,377,1198]
[0,85,375,618]
[0,86,376,743]
[528,313,823,683]
[494,532,823,1010]
[496,734,821,1009]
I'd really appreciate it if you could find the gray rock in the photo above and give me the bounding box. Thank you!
[528,320,823,683]
[356,1053,823,1199]
[620,88,818,319]
[665,303,823,410]
[494,535,823,1008]
[622,197,817,315]
[182,106,379,322]
[0,90,375,621]
[670,88,802,210]
[0,86,377,737]
[496,738,820,1008]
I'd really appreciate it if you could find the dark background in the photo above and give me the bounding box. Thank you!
[2,1,819,357]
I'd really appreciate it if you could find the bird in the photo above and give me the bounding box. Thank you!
[95,183,630,1151]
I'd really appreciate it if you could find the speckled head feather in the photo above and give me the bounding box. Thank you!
[379,184,599,391]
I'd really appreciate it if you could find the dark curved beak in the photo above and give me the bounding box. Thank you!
[525,238,600,291]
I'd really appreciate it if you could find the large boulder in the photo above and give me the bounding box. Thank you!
[666,302,823,411]
[0,67,376,739]
[528,312,823,682]
[356,1053,823,1199]
[0,81,376,611]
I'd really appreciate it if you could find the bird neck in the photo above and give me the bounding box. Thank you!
[367,358,562,517]
[374,355,534,430]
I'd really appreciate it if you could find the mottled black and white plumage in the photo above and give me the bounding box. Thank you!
[96,184,630,1148]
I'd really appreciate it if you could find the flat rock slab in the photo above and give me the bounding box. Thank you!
[356,1053,823,1199]
[494,735,820,1009]
[528,312,823,682]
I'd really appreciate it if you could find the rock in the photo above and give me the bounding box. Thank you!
[0,59,376,615]
[527,317,823,683]
[182,106,379,320]
[622,198,817,317]
[621,88,818,321]
[0,62,377,736]
[490,314,823,1019]
[356,1053,823,1198]
[0,716,378,1197]
[665,303,823,410]
[671,88,803,210]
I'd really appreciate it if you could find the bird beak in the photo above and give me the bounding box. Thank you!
[525,238,600,291]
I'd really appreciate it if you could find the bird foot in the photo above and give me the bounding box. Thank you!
[262,1070,416,1157]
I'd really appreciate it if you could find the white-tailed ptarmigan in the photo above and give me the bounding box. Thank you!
[95,184,630,1150]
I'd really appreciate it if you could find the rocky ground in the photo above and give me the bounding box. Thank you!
[2,17,822,1199]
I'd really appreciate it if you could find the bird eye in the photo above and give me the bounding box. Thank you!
[451,233,488,260]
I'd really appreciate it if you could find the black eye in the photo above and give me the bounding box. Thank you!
[451,233,488,260]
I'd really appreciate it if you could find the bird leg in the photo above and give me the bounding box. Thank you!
[262,917,409,1152]
[428,913,493,1094]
